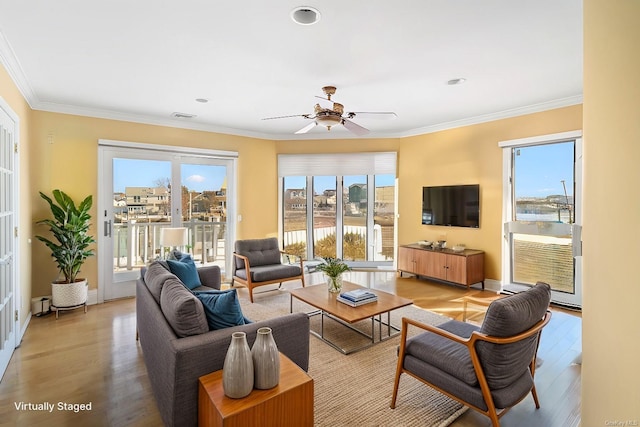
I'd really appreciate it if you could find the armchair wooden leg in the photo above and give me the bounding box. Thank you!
[390,369,402,409]
[248,286,254,303]
[531,384,541,408]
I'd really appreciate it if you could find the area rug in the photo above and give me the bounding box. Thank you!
[235,286,468,427]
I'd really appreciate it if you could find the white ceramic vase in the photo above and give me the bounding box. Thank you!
[222,332,254,398]
[251,327,280,390]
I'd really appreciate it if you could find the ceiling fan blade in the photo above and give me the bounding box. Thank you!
[347,112,397,120]
[294,121,318,134]
[262,114,310,120]
[342,119,369,136]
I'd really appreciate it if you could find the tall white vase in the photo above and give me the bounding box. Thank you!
[222,332,254,398]
[251,327,280,389]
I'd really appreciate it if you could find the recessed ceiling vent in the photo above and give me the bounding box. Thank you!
[171,112,197,119]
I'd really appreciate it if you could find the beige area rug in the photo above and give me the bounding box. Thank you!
[235,286,468,427]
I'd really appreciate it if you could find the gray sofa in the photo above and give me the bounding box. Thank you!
[136,261,310,427]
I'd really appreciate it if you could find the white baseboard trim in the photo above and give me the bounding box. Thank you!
[18,312,31,347]
[87,289,99,305]
[483,279,502,293]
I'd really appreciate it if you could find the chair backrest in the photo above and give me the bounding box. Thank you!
[234,237,282,269]
[476,282,551,389]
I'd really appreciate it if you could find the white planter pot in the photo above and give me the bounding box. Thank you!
[51,279,88,308]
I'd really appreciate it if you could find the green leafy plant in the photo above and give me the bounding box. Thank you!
[315,257,351,279]
[36,190,95,283]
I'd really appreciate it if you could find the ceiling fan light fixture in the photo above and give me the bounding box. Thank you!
[291,7,321,25]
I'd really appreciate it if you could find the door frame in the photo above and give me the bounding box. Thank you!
[0,95,20,381]
[499,130,583,307]
[97,139,238,303]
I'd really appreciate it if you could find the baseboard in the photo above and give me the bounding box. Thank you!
[483,279,502,293]
[17,312,31,347]
[87,289,98,305]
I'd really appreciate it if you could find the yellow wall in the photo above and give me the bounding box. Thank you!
[400,106,582,280]
[1,63,33,326]
[29,111,276,297]
[276,107,581,283]
[583,0,640,423]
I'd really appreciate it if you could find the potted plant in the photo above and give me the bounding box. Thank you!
[36,189,95,309]
[315,257,351,293]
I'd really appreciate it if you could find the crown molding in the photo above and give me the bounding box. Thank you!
[398,95,583,138]
[0,31,38,107]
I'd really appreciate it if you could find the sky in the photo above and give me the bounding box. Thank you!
[112,142,573,198]
[514,141,574,198]
[113,159,226,193]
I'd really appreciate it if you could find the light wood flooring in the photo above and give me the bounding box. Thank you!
[0,272,581,426]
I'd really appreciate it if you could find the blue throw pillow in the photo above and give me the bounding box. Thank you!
[167,255,201,290]
[194,289,250,330]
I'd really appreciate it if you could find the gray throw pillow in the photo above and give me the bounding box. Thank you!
[160,278,209,337]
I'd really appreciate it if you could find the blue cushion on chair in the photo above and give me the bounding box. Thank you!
[167,255,201,290]
[194,289,250,330]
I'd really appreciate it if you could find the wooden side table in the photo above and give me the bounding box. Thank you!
[198,353,314,427]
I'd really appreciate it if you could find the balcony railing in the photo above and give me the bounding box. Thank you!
[113,220,226,271]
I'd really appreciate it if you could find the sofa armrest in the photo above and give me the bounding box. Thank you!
[197,265,221,289]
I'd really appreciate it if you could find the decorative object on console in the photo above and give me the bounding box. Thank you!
[452,244,466,253]
[222,331,254,399]
[315,257,351,293]
[251,327,280,390]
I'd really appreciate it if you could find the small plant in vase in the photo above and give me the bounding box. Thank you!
[315,257,351,293]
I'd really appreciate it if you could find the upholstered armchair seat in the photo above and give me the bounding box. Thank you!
[234,263,302,283]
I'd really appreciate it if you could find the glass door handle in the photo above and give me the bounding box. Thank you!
[104,220,112,237]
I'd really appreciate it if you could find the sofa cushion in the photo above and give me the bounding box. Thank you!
[160,278,209,337]
[144,261,176,304]
[235,264,301,282]
[194,289,249,330]
[234,237,282,269]
[167,255,202,290]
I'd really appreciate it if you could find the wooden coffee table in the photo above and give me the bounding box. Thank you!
[289,282,413,354]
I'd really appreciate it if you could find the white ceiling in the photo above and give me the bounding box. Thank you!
[0,0,582,140]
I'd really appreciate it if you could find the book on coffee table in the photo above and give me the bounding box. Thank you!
[340,289,377,302]
[337,294,378,307]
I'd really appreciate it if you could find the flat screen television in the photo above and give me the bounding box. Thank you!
[422,184,480,228]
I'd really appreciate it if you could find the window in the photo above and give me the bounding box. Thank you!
[279,153,396,267]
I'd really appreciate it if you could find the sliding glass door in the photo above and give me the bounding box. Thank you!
[98,141,237,301]
[501,133,582,307]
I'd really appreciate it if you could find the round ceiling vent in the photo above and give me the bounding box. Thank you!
[291,6,321,25]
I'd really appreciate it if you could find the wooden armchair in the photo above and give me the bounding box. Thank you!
[391,282,552,427]
[231,237,305,303]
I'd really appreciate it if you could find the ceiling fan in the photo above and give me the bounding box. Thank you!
[262,86,397,136]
